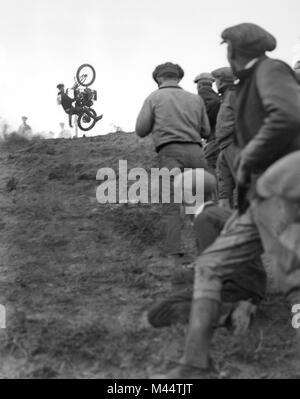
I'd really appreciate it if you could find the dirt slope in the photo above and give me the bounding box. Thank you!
[0,133,297,379]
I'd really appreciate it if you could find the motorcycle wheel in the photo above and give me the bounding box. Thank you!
[76,64,96,87]
[78,109,97,131]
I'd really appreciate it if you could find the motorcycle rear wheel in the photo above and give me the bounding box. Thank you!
[78,109,97,131]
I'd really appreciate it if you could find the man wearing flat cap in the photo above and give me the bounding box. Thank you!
[18,116,32,139]
[212,66,239,209]
[160,23,300,378]
[194,73,221,173]
[135,62,210,267]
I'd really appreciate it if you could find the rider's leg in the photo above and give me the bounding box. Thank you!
[68,113,73,128]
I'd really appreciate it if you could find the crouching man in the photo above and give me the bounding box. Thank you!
[148,170,266,334]
[156,22,300,379]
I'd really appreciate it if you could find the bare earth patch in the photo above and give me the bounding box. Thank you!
[0,133,296,379]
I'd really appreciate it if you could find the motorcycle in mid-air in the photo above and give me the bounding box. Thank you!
[66,64,102,131]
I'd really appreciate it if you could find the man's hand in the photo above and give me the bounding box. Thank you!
[236,156,251,188]
[235,155,251,215]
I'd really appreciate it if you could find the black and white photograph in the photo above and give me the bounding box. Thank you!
[0,0,300,382]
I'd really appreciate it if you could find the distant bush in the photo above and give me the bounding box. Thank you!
[2,132,30,146]
[1,132,45,148]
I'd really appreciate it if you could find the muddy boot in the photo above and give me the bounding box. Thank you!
[156,298,220,379]
[147,289,192,327]
[230,300,257,336]
[180,298,220,366]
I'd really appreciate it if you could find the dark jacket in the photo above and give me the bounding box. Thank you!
[215,86,236,150]
[236,56,300,174]
[198,85,221,138]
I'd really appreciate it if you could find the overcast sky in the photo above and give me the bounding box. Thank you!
[0,0,300,136]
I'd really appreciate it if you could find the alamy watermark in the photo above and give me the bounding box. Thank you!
[292,304,300,329]
[96,161,205,215]
[0,305,6,329]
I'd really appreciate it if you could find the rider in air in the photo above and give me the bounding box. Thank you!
[57,83,103,128]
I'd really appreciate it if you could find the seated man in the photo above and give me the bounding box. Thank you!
[57,83,102,128]
[148,170,266,333]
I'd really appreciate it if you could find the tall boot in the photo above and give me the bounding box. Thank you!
[181,298,220,368]
[154,298,220,379]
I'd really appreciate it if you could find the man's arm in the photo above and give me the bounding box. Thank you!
[215,90,236,145]
[217,151,235,202]
[135,96,154,138]
[240,60,300,171]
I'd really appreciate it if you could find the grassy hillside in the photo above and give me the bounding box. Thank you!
[0,132,296,378]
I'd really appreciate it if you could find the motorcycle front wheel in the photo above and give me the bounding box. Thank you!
[76,64,96,87]
[78,109,97,131]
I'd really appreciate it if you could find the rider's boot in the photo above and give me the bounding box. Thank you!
[95,114,103,122]
[85,109,103,123]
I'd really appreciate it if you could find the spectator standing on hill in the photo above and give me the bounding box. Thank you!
[18,116,32,139]
[212,67,239,209]
[194,73,221,173]
[59,122,72,139]
[135,62,210,268]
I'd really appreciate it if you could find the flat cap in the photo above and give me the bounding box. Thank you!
[256,150,300,201]
[152,62,184,83]
[221,23,277,56]
[194,72,214,83]
[211,67,235,83]
[57,83,65,89]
